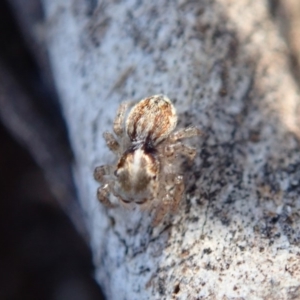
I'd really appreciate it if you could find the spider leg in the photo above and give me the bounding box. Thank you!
[165,142,197,161]
[113,101,133,138]
[169,126,203,142]
[103,132,121,155]
[94,165,114,183]
[171,175,185,212]
[152,175,184,226]
[97,184,116,208]
[152,194,172,226]
[94,165,117,208]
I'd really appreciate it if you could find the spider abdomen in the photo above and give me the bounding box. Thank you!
[126,95,178,145]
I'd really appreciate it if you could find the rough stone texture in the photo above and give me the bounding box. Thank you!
[42,0,300,299]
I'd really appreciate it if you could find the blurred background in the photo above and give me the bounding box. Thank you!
[0,0,299,299]
[0,0,104,299]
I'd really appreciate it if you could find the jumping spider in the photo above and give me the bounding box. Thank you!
[94,94,201,225]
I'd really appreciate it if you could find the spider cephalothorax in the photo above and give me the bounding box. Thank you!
[94,95,201,225]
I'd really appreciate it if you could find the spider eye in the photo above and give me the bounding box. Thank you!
[114,170,119,177]
[152,175,157,180]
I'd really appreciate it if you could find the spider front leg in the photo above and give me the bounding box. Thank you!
[94,165,116,208]
[152,175,184,226]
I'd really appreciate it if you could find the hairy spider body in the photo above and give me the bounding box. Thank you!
[126,96,177,145]
[114,147,159,205]
[94,95,201,225]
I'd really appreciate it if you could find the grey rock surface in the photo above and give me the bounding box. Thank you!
[42,0,300,299]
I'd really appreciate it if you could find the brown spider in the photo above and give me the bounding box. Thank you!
[94,95,201,225]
